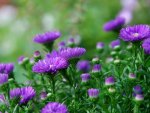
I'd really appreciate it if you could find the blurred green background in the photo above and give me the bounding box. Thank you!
[0,0,150,62]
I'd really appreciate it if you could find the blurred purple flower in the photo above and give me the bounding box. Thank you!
[18,56,25,64]
[81,73,90,82]
[92,64,101,73]
[120,25,150,42]
[133,85,142,94]
[40,92,47,100]
[88,88,99,98]
[0,63,14,74]
[32,57,69,74]
[58,41,66,50]
[96,42,104,49]
[76,60,90,73]
[41,102,68,113]
[20,86,36,104]
[0,73,8,85]
[103,17,125,32]
[34,51,41,58]
[33,31,61,44]
[110,39,120,49]
[10,88,21,99]
[135,94,144,101]
[142,38,150,54]
[105,76,115,86]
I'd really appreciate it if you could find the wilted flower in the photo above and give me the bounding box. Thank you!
[103,17,125,32]
[81,73,90,82]
[41,102,68,113]
[33,31,61,44]
[142,38,150,54]
[0,73,8,85]
[76,60,90,73]
[105,76,115,86]
[20,86,36,104]
[88,88,99,98]
[110,39,120,49]
[120,24,150,42]
[10,88,21,99]
[92,64,101,73]
[32,57,69,74]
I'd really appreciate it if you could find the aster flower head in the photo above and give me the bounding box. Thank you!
[20,86,36,104]
[34,51,41,58]
[76,60,90,73]
[0,63,5,73]
[10,88,21,99]
[41,102,68,113]
[81,73,90,82]
[92,64,101,73]
[128,73,136,79]
[32,57,69,74]
[110,39,120,49]
[4,63,14,74]
[119,24,150,42]
[59,47,86,60]
[142,38,150,54]
[105,76,115,86]
[0,94,5,103]
[33,31,61,44]
[96,42,105,50]
[103,17,125,32]
[88,88,99,98]
[0,73,8,85]
[67,38,75,47]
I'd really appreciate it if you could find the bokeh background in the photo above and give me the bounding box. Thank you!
[0,0,150,62]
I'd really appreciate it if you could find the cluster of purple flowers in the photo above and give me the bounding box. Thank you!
[10,86,36,104]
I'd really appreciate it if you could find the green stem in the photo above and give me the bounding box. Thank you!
[134,104,139,113]
[13,104,19,113]
[49,76,56,101]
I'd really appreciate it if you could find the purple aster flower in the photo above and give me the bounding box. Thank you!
[103,17,125,32]
[135,94,144,101]
[33,31,61,44]
[0,94,5,103]
[58,41,66,50]
[4,63,14,74]
[59,47,86,60]
[0,73,8,85]
[96,42,105,50]
[81,73,90,82]
[32,57,69,74]
[0,63,5,73]
[105,76,115,86]
[133,85,142,94]
[110,39,120,49]
[88,88,99,98]
[10,88,21,99]
[76,60,90,73]
[34,51,41,58]
[41,102,68,113]
[18,56,25,64]
[142,38,150,54]
[20,86,36,104]
[92,64,101,73]
[128,73,136,79]
[40,92,47,100]
[120,24,150,42]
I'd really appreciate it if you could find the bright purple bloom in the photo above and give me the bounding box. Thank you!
[96,42,104,49]
[20,86,36,104]
[10,88,21,99]
[33,31,61,44]
[41,102,68,113]
[120,24,150,42]
[105,76,115,86]
[32,57,69,74]
[81,73,90,82]
[0,73,8,85]
[133,85,142,94]
[0,63,14,74]
[88,88,99,98]
[103,17,125,32]
[0,64,5,72]
[76,60,90,73]
[92,64,101,73]
[110,39,120,49]
[142,38,150,54]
